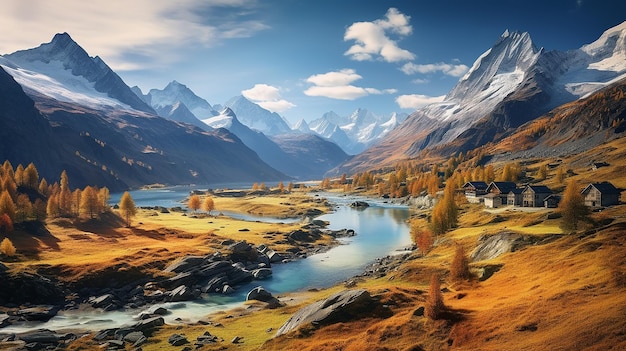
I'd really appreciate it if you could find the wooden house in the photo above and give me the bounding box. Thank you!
[463,181,488,203]
[463,181,488,196]
[484,193,500,208]
[543,194,561,208]
[522,185,552,207]
[581,182,621,207]
[485,182,517,208]
[507,188,524,206]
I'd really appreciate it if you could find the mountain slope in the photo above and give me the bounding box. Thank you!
[147,80,218,120]
[224,95,292,136]
[270,133,351,178]
[0,34,285,190]
[491,76,626,160]
[204,108,349,179]
[335,22,626,174]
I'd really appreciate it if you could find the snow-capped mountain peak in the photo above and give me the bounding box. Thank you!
[308,108,407,155]
[294,118,312,133]
[147,80,217,119]
[224,95,291,135]
[450,30,541,102]
[1,32,153,113]
[581,20,626,72]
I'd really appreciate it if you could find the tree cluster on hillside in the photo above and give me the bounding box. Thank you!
[0,160,111,234]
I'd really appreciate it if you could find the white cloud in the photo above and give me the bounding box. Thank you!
[242,84,281,101]
[305,69,362,86]
[242,84,295,112]
[344,8,415,62]
[0,0,269,71]
[400,62,470,77]
[412,78,429,84]
[396,94,445,109]
[304,85,369,100]
[304,69,396,100]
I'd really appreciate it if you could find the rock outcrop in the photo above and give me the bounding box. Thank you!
[275,289,385,336]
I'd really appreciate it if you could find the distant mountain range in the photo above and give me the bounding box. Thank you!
[136,82,350,179]
[333,21,626,174]
[2,21,625,188]
[0,33,284,190]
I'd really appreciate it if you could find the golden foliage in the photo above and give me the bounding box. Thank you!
[425,273,445,320]
[118,191,137,227]
[0,237,16,257]
[411,222,433,256]
[558,179,590,232]
[187,194,201,213]
[450,244,471,282]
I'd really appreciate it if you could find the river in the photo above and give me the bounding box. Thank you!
[3,188,411,333]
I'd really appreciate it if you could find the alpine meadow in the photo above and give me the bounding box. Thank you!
[1,2,626,350]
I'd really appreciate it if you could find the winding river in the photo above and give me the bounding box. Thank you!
[3,187,411,333]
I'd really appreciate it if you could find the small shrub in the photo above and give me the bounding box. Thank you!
[0,237,16,257]
[425,273,445,320]
[450,245,471,281]
[415,228,434,256]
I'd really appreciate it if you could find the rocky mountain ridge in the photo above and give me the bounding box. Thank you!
[333,21,626,175]
[0,34,285,190]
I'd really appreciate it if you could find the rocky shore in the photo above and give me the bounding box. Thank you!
[0,220,355,334]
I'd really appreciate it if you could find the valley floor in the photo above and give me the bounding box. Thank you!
[1,188,625,351]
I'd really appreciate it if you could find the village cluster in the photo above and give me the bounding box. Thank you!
[462,181,621,209]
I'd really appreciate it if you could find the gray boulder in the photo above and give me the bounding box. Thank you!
[91,294,115,308]
[246,286,274,302]
[266,250,284,263]
[123,331,147,346]
[168,333,189,346]
[0,313,9,327]
[16,329,60,344]
[222,285,235,294]
[195,331,218,346]
[131,316,165,333]
[167,285,194,302]
[350,201,369,208]
[275,289,377,336]
[163,256,206,273]
[252,268,273,279]
[16,306,59,322]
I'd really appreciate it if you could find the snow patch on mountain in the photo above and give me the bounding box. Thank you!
[557,21,626,99]
[202,108,236,129]
[0,57,133,110]
[148,81,217,119]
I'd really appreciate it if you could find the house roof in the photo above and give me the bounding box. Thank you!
[544,194,561,201]
[462,181,488,190]
[487,181,517,193]
[508,188,524,194]
[582,182,621,195]
[523,185,552,194]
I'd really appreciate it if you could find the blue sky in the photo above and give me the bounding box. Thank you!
[1,0,625,125]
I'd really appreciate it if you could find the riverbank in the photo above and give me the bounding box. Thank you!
[0,189,346,330]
